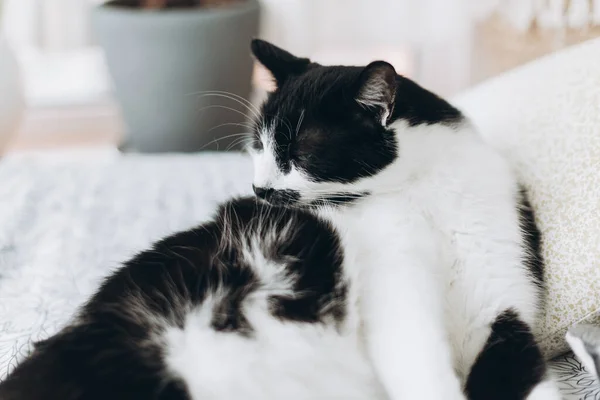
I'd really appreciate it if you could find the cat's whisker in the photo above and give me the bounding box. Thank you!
[227,137,253,152]
[193,91,262,122]
[198,131,251,151]
[208,122,255,134]
[205,90,262,118]
[295,109,305,137]
[197,104,252,121]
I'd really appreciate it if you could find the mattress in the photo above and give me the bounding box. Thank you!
[0,150,597,399]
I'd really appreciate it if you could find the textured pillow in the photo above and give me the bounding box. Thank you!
[453,38,600,358]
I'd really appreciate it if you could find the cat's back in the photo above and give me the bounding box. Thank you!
[0,197,384,400]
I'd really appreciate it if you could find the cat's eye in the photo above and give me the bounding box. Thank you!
[297,153,314,163]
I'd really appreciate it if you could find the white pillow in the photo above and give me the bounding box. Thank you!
[453,38,600,358]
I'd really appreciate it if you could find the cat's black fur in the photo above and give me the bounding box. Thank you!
[466,309,546,400]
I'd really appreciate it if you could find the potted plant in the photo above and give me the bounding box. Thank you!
[0,0,25,153]
[92,0,260,152]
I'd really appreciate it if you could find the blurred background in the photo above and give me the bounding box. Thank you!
[1,0,599,153]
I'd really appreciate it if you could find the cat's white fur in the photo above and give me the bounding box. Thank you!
[163,222,387,399]
[247,118,563,400]
[164,291,386,399]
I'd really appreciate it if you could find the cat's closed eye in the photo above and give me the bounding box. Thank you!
[296,153,314,163]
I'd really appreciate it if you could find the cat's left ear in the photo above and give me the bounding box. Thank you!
[355,61,397,125]
[251,39,312,87]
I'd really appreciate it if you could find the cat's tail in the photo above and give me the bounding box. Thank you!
[566,324,600,379]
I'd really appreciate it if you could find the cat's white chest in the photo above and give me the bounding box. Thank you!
[326,183,537,381]
[330,193,444,273]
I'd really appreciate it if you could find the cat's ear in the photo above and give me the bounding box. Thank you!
[251,39,311,87]
[355,61,397,125]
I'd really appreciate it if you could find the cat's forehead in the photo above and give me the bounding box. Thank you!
[260,65,362,126]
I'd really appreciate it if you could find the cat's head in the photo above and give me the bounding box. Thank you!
[247,39,463,208]
[247,39,400,208]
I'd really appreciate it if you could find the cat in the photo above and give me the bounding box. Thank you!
[247,39,563,400]
[0,197,388,400]
[0,39,564,400]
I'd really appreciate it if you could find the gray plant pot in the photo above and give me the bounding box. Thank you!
[92,1,260,153]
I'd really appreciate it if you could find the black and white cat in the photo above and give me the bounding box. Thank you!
[247,39,562,400]
[0,39,561,400]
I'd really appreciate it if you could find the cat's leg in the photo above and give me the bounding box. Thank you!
[465,309,562,400]
[362,251,466,400]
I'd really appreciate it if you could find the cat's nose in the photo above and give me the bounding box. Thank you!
[253,185,273,200]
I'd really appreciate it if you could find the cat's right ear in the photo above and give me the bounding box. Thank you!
[355,61,397,126]
[251,39,311,87]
